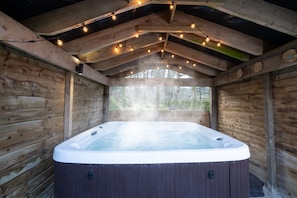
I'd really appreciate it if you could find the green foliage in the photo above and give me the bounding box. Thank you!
[110,86,210,111]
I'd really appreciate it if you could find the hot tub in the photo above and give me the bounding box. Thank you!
[54,122,250,198]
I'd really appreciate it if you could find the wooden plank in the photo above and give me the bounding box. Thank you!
[0,12,108,85]
[64,72,74,140]
[102,86,110,123]
[22,0,129,35]
[172,10,263,56]
[91,43,164,71]
[62,12,168,54]
[170,33,250,62]
[263,74,277,193]
[210,87,218,130]
[215,0,297,37]
[78,33,163,63]
[214,39,297,86]
[108,78,213,87]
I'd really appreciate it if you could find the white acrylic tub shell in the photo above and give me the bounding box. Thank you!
[53,122,250,164]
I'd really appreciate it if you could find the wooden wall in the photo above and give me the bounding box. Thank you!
[217,66,297,197]
[0,46,65,197]
[0,45,105,197]
[217,77,267,181]
[272,67,297,197]
[109,110,210,127]
[72,75,104,136]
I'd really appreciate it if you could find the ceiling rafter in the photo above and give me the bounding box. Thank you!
[79,33,164,63]
[165,41,233,71]
[91,43,164,71]
[172,11,264,56]
[62,12,168,54]
[214,0,297,37]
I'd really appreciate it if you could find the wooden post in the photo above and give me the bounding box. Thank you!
[210,87,218,130]
[102,85,110,123]
[263,73,277,193]
[64,72,74,140]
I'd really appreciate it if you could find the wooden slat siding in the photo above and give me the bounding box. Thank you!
[109,110,210,127]
[272,66,297,197]
[217,77,267,182]
[71,75,104,136]
[0,46,64,197]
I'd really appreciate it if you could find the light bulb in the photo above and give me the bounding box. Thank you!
[169,2,174,10]
[83,26,88,33]
[217,41,221,47]
[191,22,195,29]
[57,39,63,46]
[205,36,210,42]
[112,13,116,20]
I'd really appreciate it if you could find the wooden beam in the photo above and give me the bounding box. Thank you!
[64,72,74,140]
[137,25,202,33]
[146,53,220,76]
[172,11,263,56]
[91,43,164,71]
[214,39,297,86]
[0,12,109,85]
[78,33,163,63]
[102,86,110,123]
[108,78,213,87]
[165,41,233,71]
[170,33,250,62]
[263,73,277,193]
[109,63,208,78]
[22,0,130,35]
[22,0,223,35]
[210,87,218,130]
[214,0,297,37]
[62,12,168,54]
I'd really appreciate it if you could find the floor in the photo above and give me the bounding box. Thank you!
[251,186,286,198]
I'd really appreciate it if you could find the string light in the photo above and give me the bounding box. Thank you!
[119,43,123,48]
[217,41,221,47]
[130,47,134,51]
[157,67,160,70]
[161,49,164,53]
[147,49,151,53]
[166,64,169,68]
[191,22,196,29]
[82,26,88,33]
[193,63,196,67]
[130,70,134,74]
[135,34,139,38]
[202,41,206,46]
[57,39,63,46]
[180,34,184,38]
[169,2,174,10]
[179,66,182,70]
[205,36,210,42]
[171,54,175,58]
[111,13,117,20]
[186,60,189,64]
[138,1,142,5]
[159,36,163,41]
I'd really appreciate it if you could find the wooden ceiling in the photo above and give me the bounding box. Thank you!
[1,0,297,86]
